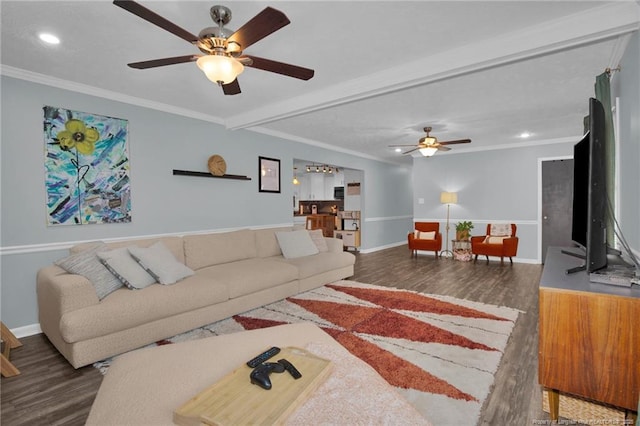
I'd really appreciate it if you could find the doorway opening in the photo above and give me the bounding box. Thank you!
[539,156,574,263]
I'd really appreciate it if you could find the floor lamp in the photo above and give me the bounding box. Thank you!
[440,192,458,258]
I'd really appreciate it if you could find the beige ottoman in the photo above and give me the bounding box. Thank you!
[86,322,429,425]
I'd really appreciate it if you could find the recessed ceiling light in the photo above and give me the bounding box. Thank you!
[519,132,531,138]
[395,148,402,153]
[39,33,60,45]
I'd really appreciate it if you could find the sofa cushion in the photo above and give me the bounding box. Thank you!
[55,243,123,300]
[97,247,156,290]
[129,242,195,285]
[184,229,257,270]
[275,230,319,259]
[59,275,230,343]
[277,252,356,279]
[198,258,299,299]
[254,227,293,258]
[71,237,185,264]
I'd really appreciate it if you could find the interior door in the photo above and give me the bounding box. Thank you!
[541,159,574,262]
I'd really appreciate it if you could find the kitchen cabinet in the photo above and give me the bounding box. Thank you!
[298,171,344,200]
[323,171,343,200]
[297,173,310,199]
[309,173,324,200]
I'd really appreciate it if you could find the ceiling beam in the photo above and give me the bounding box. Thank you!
[225,2,640,131]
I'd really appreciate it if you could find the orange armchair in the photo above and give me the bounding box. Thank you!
[408,222,442,258]
[471,224,519,265]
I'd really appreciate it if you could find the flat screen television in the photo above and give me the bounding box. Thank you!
[567,97,607,273]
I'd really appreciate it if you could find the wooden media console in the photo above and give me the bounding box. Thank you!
[539,247,639,422]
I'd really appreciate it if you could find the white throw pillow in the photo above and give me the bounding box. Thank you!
[276,230,320,259]
[307,229,329,252]
[97,247,156,290]
[414,230,436,240]
[489,223,512,237]
[128,242,194,285]
[55,242,123,300]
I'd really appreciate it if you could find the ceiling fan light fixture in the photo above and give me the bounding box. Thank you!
[226,40,242,54]
[419,147,438,157]
[196,54,244,85]
[421,136,437,145]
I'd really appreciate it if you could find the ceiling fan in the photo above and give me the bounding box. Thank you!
[389,127,471,156]
[113,1,314,95]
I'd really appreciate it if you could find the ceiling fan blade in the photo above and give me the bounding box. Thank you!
[402,147,420,155]
[222,79,241,95]
[228,7,290,50]
[388,144,421,147]
[439,139,472,145]
[437,146,452,151]
[113,0,198,44]
[243,55,314,80]
[127,55,199,69]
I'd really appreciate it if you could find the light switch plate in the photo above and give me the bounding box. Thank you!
[418,198,425,204]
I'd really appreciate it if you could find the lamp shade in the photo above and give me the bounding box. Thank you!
[440,192,458,204]
[419,147,438,157]
[196,55,244,84]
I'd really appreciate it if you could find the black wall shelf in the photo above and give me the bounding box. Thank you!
[172,169,251,181]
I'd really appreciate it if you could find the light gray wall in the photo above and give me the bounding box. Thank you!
[612,30,640,253]
[411,143,575,262]
[411,30,640,263]
[0,75,413,329]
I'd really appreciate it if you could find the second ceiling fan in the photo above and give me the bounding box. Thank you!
[113,1,314,95]
[389,127,471,156]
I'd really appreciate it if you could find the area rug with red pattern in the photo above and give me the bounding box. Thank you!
[94,280,521,425]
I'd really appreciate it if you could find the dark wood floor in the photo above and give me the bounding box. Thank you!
[1,246,549,425]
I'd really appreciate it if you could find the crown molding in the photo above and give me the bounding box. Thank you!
[0,65,225,126]
[0,65,403,164]
[251,126,403,166]
[607,32,633,73]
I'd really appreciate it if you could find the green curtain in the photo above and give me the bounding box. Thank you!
[594,72,615,248]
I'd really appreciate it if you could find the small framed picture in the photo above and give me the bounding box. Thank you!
[259,156,280,193]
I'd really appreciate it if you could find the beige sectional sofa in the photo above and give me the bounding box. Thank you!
[37,227,356,368]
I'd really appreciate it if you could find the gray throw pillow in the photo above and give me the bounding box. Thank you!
[275,230,320,259]
[128,242,194,285]
[97,247,156,290]
[55,242,123,300]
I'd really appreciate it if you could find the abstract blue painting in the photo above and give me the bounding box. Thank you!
[43,106,131,225]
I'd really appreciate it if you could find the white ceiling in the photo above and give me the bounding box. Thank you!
[2,1,639,164]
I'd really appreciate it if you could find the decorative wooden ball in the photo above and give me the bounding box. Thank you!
[207,155,227,176]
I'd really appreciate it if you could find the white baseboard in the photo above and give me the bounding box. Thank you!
[362,241,540,264]
[360,240,406,253]
[11,323,42,338]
